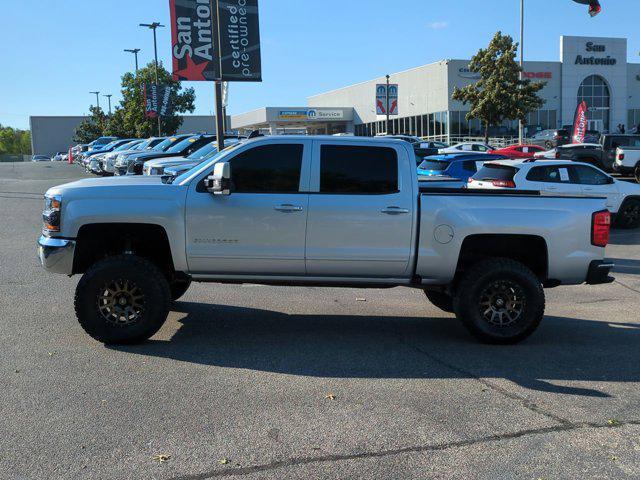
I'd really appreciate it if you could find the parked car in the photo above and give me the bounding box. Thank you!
[417,153,508,185]
[529,129,571,149]
[90,140,143,175]
[83,139,137,172]
[101,138,163,176]
[468,159,640,228]
[143,138,243,176]
[439,142,495,154]
[87,136,118,152]
[584,130,601,144]
[114,135,191,175]
[38,135,613,346]
[126,134,216,175]
[549,135,640,173]
[491,145,546,159]
[31,155,50,162]
[51,152,66,162]
[614,146,640,182]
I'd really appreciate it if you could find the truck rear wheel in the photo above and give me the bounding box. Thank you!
[74,255,171,344]
[424,290,454,313]
[453,258,545,344]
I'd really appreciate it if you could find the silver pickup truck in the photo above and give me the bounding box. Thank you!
[37,136,614,345]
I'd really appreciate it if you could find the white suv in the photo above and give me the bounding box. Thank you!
[469,160,640,229]
[439,142,494,154]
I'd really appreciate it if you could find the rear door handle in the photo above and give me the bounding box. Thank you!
[381,206,410,215]
[274,204,303,212]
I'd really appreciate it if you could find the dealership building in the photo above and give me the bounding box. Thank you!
[233,35,640,141]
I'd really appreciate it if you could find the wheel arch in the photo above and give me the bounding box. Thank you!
[455,234,549,282]
[72,223,174,276]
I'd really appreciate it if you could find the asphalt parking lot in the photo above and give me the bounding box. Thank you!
[1,161,639,479]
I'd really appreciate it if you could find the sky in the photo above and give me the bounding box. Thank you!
[2,0,639,129]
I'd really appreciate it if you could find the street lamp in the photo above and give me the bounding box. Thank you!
[519,0,524,144]
[90,91,100,110]
[103,94,113,116]
[140,22,164,136]
[124,48,141,73]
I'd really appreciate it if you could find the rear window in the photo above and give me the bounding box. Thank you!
[418,159,449,171]
[556,129,570,137]
[472,164,518,181]
[320,145,398,194]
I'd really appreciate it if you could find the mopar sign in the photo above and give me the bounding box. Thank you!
[278,109,344,121]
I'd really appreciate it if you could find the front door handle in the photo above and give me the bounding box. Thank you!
[381,206,410,215]
[274,204,303,212]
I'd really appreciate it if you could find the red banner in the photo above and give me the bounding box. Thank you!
[572,101,588,144]
[572,0,602,17]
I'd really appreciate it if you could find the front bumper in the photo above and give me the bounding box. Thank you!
[586,260,615,285]
[37,236,75,275]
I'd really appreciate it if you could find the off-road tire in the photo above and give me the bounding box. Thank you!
[74,255,171,344]
[616,198,640,229]
[169,278,192,301]
[424,290,455,313]
[453,258,545,344]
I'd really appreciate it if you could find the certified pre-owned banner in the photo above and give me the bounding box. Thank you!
[218,0,262,81]
[169,0,262,82]
[170,0,220,81]
[144,84,173,118]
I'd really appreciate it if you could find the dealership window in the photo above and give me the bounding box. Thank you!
[577,75,610,132]
[629,110,640,130]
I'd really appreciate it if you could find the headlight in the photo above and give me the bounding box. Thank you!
[43,194,62,233]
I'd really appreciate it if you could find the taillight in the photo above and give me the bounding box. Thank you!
[591,210,611,247]
[618,153,624,160]
[491,180,516,188]
[555,151,561,159]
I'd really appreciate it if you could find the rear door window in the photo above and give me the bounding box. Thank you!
[526,166,572,183]
[320,145,398,194]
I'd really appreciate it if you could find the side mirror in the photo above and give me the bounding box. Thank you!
[205,162,231,195]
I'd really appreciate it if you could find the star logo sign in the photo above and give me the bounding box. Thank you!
[173,55,209,81]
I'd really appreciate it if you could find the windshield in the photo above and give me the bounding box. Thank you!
[100,141,120,150]
[418,160,449,171]
[472,164,518,181]
[167,136,198,154]
[134,138,154,150]
[174,142,244,185]
[114,141,138,152]
[154,137,182,151]
[187,142,217,160]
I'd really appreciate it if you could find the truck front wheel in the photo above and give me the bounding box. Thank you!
[74,255,171,344]
[453,259,545,344]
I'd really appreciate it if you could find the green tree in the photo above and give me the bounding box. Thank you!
[0,124,32,154]
[73,106,109,144]
[106,62,196,138]
[452,31,546,143]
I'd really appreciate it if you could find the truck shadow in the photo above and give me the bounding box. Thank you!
[608,258,640,276]
[112,302,640,398]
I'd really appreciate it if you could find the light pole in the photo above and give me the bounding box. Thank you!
[140,22,164,136]
[519,0,525,144]
[385,75,391,134]
[90,91,100,110]
[124,48,141,73]
[103,94,113,116]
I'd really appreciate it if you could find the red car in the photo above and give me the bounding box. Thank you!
[491,144,546,159]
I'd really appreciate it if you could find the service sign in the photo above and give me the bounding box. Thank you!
[218,0,262,81]
[170,0,220,81]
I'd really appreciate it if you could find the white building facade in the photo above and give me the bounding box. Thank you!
[306,35,640,141]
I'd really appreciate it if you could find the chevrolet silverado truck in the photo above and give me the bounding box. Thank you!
[37,136,614,345]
